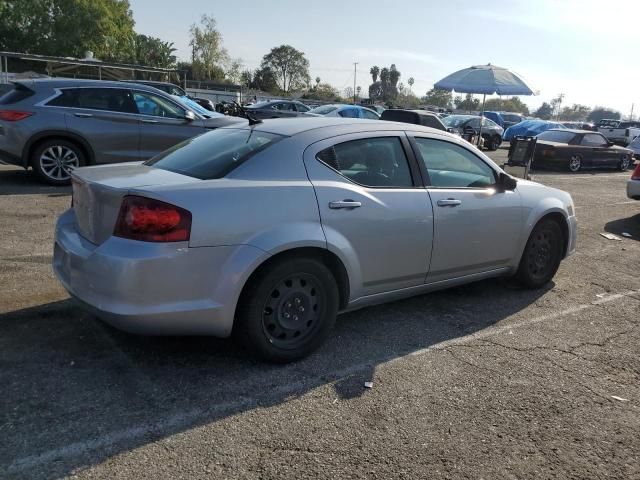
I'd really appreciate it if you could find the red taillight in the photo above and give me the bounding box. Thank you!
[632,163,640,180]
[114,195,192,242]
[0,110,33,121]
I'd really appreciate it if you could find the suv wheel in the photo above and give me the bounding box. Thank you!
[31,139,85,186]
[235,257,339,363]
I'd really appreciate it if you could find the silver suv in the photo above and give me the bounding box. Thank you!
[0,79,244,185]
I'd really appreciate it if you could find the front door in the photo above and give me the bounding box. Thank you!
[303,132,433,298]
[580,133,616,168]
[410,136,524,283]
[132,90,206,159]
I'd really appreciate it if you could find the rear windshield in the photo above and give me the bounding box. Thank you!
[0,84,35,105]
[309,105,337,115]
[536,130,576,143]
[146,128,284,179]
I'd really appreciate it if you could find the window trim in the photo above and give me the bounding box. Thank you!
[408,134,500,190]
[314,134,422,189]
[41,86,139,115]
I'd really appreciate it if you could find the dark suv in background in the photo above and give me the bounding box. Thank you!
[0,79,244,185]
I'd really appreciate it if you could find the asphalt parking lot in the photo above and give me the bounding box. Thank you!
[1,151,639,479]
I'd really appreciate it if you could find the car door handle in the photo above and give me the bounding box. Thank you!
[73,113,93,118]
[329,200,362,209]
[437,198,462,207]
[141,119,159,124]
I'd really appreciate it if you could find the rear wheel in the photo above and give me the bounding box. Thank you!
[31,139,85,186]
[568,154,582,172]
[487,135,502,151]
[618,154,631,171]
[234,257,339,363]
[515,219,564,288]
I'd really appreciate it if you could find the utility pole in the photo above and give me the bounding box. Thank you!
[353,62,358,104]
[630,103,635,121]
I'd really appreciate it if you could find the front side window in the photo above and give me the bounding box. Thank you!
[133,91,185,118]
[274,102,294,111]
[361,109,379,120]
[316,137,413,188]
[309,105,337,115]
[294,103,309,112]
[415,138,496,188]
[338,108,360,118]
[581,133,607,146]
[47,88,136,113]
[146,128,283,179]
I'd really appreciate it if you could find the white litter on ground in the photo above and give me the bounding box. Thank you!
[364,382,374,389]
[611,396,629,402]
[621,232,632,238]
[600,233,622,241]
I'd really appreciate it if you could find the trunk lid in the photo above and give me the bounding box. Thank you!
[71,162,196,245]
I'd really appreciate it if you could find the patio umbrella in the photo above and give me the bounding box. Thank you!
[434,64,536,145]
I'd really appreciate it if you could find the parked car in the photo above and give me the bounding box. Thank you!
[533,129,633,172]
[126,80,216,111]
[561,121,594,131]
[627,134,640,157]
[380,109,447,131]
[628,162,640,200]
[0,79,245,185]
[502,112,525,129]
[503,119,566,142]
[244,100,310,119]
[304,104,380,119]
[483,111,504,128]
[441,114,504,150]
[359,104,385,115]
[597,120,640,146]
[53,117,576,362]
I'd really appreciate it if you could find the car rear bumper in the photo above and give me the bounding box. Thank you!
[628,179,640,200]
[53,209,266,337]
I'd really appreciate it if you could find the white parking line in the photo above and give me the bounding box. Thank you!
[7,288,640,474]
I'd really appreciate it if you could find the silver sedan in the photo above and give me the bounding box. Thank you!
[54,118,577,362]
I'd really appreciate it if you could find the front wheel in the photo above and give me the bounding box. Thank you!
[487,135,502,151]
[568,154,582,172]
[31,139,85,186]
[618,154,631,171]
[234,257,339,363]
[514,219,564,289]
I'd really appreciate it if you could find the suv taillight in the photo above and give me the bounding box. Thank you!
[632,163,640,180]
[114,195,191,242]
[0,110,33,121]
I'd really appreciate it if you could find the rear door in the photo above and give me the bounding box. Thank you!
[303,132,433,297]
[410,135,524,283]
[47,87,140,164]
[132,89,207,159]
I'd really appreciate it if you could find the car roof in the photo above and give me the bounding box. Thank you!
[544,128,592,134]
[227,117,449,137]
[16,78,168,93]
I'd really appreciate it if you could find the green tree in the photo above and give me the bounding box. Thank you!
[189,14,229,81]
[533,102,553,120]
[587,107,621,123]
[133,34,176,69]
[423,88,453,108]
[370,66,380,83]
[224,57,243,85]
[407,77,414,93]
[483,96,530,115]
[303,82,340,102]
[455,93,480,111]
[260,45,310,93]
[0,0,135,61]
[559,104,591,121]
[368,64,401,103]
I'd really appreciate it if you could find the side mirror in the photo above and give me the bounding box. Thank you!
[184,110,196,121]
[607,141,616,147]
[498,172,517,191]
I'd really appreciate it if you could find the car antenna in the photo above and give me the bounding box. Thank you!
[233,101,262,126]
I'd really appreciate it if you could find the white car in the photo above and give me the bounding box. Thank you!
[628,163,640,200]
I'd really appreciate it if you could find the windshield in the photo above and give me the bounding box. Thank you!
[146,128,284,179]
[170,95,221,119]
[442,115,473,128]
[308,105,338,115]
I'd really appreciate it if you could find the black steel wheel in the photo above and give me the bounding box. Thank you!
[235,257,339,362]
[515,219,564,288]
[568,154,582,172]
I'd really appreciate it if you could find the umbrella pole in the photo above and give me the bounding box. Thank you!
[477,93,486,147]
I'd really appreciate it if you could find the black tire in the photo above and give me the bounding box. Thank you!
[618,154,631,171]
[568,154,582,172]
[234,257,339,363]
[487,135,502,151]
[515,219,564,289]
[31,139,86,186]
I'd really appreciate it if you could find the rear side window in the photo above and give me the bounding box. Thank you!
[0,84,35,105]
[47,88,136,113]
[146,128,283,179]
[316,137,413,188]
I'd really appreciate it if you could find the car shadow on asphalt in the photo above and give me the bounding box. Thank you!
[0,168,71,196]
[604,213,640,241]
[0,278,552,477]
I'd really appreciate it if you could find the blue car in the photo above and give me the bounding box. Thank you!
[503,119,566,142]
[304,104,380,119]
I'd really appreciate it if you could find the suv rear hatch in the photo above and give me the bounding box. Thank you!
[72,163,194,245]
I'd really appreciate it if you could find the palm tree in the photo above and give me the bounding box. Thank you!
[315,76,321,88]
[370,66,380,83]
[408,77,414,93]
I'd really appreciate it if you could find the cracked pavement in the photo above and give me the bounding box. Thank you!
[1,154,639,479]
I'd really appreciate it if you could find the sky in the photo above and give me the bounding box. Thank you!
[129,0,640,115]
